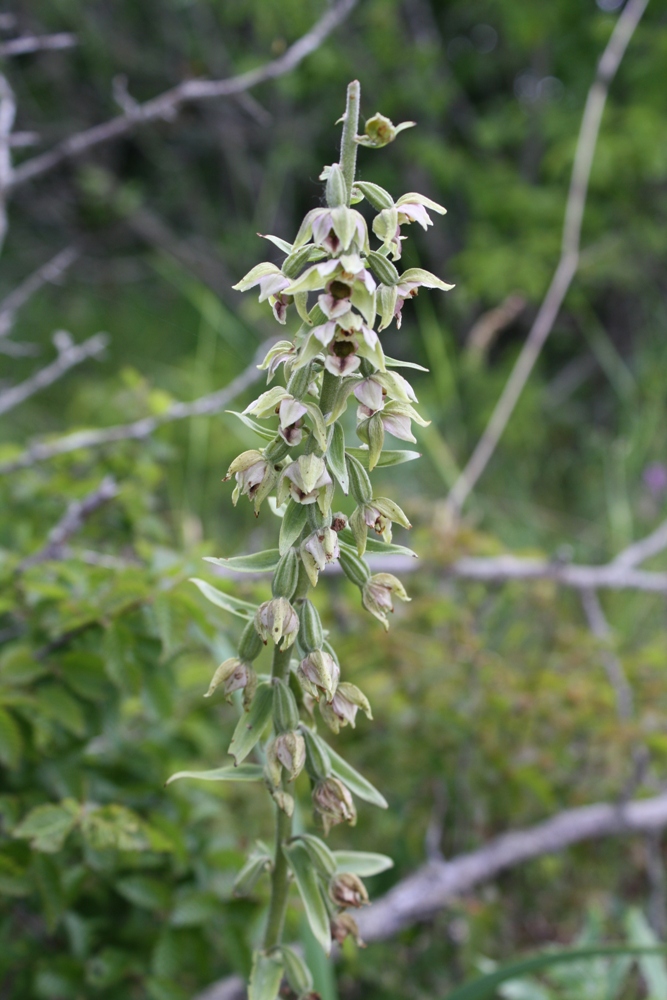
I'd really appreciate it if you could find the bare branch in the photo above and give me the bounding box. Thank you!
[0,331,108,417]
[0,71,16,250]
[580,588,634,720]
[358,790,667,942]
[446,0,649,515]
[18,476,118,570]
[7,0,358,192]
[446,553,667,593]
[0,33,77,58]
[0,341,270,474]
[0,246,78,340]
[612,517,667,569]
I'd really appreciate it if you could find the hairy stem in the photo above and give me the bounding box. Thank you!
[340,79,360,204]
[263,643,294,952]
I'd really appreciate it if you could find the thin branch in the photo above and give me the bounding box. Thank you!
[445,0,649,515]
[357,790,667,942]
[0,33,77,58]
[612,517,667,569]
[446,553,667,593]
[0,71,16,251]
[0,341,270,474]
[0,246,78,339]
[7,0,358,192]
[580,588,635,720]
[18,476,118,570]
[0,331,108,417]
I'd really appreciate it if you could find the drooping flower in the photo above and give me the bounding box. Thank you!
[254,597,300,650]
[300,527,340,586]
[266,730,306,785]
[224,450,278,515]
[298,650,340,702]
[362,572,411,629]
[231,262,292,323]
[313,776,357,835]
[320,682,372,734]
[204,658,257,708]
[279,454,332,505]
[328,872,369,908]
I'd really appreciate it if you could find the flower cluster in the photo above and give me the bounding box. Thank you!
[182,82,453,998]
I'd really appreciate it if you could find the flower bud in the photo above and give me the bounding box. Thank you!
[362,572,410,630]
[356,112,415,148]
[204,658,257,705]
[338,547,371,588]
[238,619,263,662]
[329,872,369,908]
[331,912,365,947]
[300,725,331,781]
[326,163,348,208]
[320,682,372,734]
[280,945,314,997]
[254,597,300,650]
[286,361,314,399]
[271,548,299,600]
[298,599,324,653]
[273,677,300,733]
[313,776,356,835]
[263,436,291,463]
[266,731,306,784]
[365,249,400,286]
[298,650,339,702]
[346,452,372,504]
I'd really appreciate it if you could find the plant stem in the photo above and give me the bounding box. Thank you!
[340,80,360,205]
[263,643,293,952]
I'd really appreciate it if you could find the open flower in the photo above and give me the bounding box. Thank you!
[349,496,411,554]
[320,682,372,734]
[224,450,278,515]
[231,262,292,322]
[279,454,332,505]
[301,527,340,586]
[258,340,296,382]
[298,650,340,702]
[292,206,369,256]
[362,572,411,629]
[254,597,300,650]
[204,658,257,708]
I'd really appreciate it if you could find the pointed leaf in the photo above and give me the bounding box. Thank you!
[444,947,667,1000]
[279,500,308,554]
[203,550,280,574]
[340,533,417,558]
[225,410,276,442]
[313,735,388,809]
[384,356,429,371]
[258,233,293,254]
[248,950,283,1000]
[14,800,80,853]
[399,267,454,291]
[190,578,258,620]
[228,684,274,765]
[332,850,394,876]
[303,403,328,452]
[346,446,421,468]
[283,840,332,954]
[166,764,264,785]
[327,422,349,493]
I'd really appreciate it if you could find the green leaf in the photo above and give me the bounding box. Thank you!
[327,422,349,493]
[203,549,280,574]
[259,233,293,254]
[444,947,667,1000]
[81,804,151,852]
[279,499,308,554]
[116,875,172,911]
[303,402,328,451]
[166,764,264,785]
[225,410,277,441]
[332,850,394,876]
[14,799,80,853]
[384,356,429,371]
[625,908,667,997]
[0,706,23,769]
[283,840,332,954]
[399,266,454,291]
[346,446,421,468]
[248,950,284,1000]
[338,532,417,558]
[189,578,258,620]
[228,684,274,765]
[313,735,388,809]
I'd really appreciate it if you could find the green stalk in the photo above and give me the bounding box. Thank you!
[340,80,360,205]
[263,643,293,952]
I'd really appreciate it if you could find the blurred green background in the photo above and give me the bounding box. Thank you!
[1,0,667,997]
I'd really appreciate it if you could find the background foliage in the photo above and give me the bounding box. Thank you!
[1,1,667,998]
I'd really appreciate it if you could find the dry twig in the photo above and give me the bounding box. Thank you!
[446,0,649,514]
[0,246,78,341]
[7,0,358,192]
[0,331,108,417]
[0,33,77,58]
